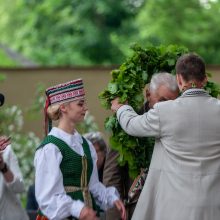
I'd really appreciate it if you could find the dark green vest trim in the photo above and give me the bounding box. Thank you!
[37,135,93,187]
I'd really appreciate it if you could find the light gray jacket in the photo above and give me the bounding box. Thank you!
[117,89,220,220]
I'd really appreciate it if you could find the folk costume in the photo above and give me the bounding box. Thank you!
[116,88,220,220]
[34,79,119,220]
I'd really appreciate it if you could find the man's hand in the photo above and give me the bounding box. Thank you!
[114,199,126,220]
[111,98,125,112]
[79,206,99,220]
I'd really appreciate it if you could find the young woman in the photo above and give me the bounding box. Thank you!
[34,79,126,220]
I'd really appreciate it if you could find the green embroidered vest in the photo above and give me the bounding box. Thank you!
[36,135,99,217]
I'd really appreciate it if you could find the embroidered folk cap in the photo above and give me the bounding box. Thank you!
[44,79,85,135]
[45,79,85,106]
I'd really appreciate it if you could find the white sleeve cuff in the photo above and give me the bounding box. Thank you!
[107,186,120,207]
[70,200,85,219]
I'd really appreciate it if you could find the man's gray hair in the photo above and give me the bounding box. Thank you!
[149,72,178,92]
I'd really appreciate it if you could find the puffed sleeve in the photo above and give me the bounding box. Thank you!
[4,145,25,193]
[87,140,120,210]
[117,104,160,138]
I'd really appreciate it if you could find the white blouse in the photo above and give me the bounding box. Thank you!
[34,127,119,220]
[0,145,29,220]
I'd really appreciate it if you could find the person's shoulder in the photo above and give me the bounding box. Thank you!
[209,95,220,106]
[154,98,177,109]
[36,137,61,155]
[2,144,13,154]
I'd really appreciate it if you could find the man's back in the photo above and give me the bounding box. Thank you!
[132,89,220,220]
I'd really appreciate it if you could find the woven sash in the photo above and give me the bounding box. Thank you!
[64,153,93,207]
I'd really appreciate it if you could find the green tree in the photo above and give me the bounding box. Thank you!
[0,0,143,66]
[135,0,220,64]
[1,0,220,66]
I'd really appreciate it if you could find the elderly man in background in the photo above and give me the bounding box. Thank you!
[83,131,107,182]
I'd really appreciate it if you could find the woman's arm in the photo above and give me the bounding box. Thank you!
[88,142,126,220]
[1,145,25,193]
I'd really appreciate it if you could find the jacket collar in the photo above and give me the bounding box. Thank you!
[180,88,210,97]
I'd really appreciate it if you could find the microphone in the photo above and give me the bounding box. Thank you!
[0,93,5,106]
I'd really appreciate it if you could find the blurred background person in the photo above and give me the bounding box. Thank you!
[83,131,107,182]
[0,93,29,220]
[83,131,108,220]
[26,181,38,220]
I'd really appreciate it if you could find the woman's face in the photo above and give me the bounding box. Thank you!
[63,98,88,123]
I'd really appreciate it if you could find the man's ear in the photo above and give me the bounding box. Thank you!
[203,75,208,86]
[146,89,151,100]
[176,74,183,88]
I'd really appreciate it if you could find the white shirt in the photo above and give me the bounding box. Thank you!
[0,145,29,220]
[34,127,119,220]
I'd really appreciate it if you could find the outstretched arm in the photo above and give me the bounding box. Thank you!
[111,98,160,138]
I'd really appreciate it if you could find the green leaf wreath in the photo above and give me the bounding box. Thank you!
[99,44,220,178]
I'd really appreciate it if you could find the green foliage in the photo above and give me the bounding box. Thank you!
[99,44,220,178]
[0,50,17,67]
[0,0,143,66]
[26,83,46,120]
[136,0,220,64]
[1,0,220,66]
[100,44,189,110]
[0,73,6,81]
[204,81,220,98]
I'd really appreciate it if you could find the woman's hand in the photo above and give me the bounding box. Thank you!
[0,136,11,152]
[0,152,5,170]
[111,98,125,113]
[114,199,126,220]
[0,136,11,170]
[79,206,99,220]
